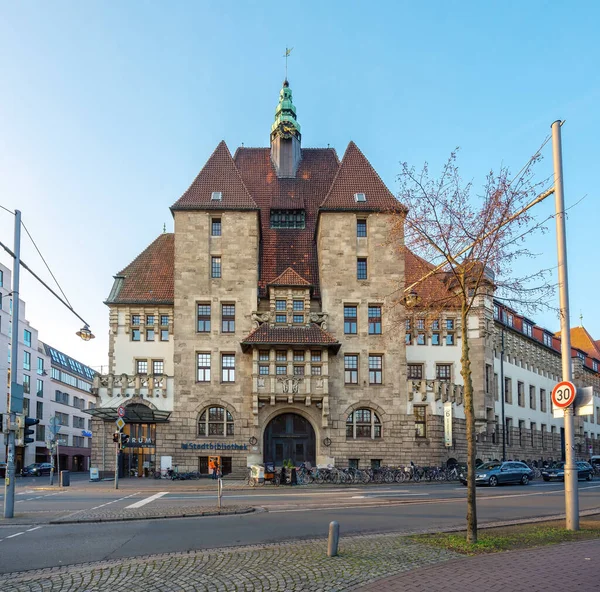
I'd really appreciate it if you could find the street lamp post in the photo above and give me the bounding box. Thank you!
[500,327,506,462]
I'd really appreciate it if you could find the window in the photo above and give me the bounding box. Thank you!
[493,304,499,319]
[405,333,412,345]
[344,306,357,334]
[408,364,423,379]
[197,303,211,332]
[132,328,141,341]
[344,354,359,384]
[530,422,536,447]
[211,191,222,201]
[594,361,598,372]
[518,420,525,446]
[417,333,426,345]
[36,400,43,420]
[36,379,43,398]
[543,333,553,347]
[276,300,286,311]
[311,365,322,376]
[73,396,85,410]
[293,351,304,362]
[414,406,427,438]
[551,425,556,449]
[160,315,169,326]
[73,416,85,429]
[293,365,304,376]
[23,374,30,394]
[37,357,44,375]
[446,319,454,330]
[349,458,359,469]
[293,300,304,311]
[146,328,155,341]
[23,351,31,371]
[55,390,69,405]
[357,258,367,280]
[293,314,304,324]
[504,377,512,404]
[222,304,235,333]
[368,306,382,334]
[541,424,546,449]
[197,353,211,382]
[160,329,169,341]
[36,424,45,442]
[276,365,287,375]
[259,365,269,375]
[221,354,235,382]
[131,315,140,326]
[24,329,31,347]
[276,314,287,324]
[270,209,306,229]
[198,406,233,436]
[346,408,381,439]
[357,219,367,237]
[136,360,148,375]
[517,381,525,407]
[354,192,366,202]
[0,269,2,286]
[152,360,164,375]
[311,351,321,362]
[276,350,287,361]
[259,350,270,361]
[146,315,155,325]
[211,257,221,278]
[494,373,499,401]
[529,385,536,409]
[431,332,440,345]
[368,355,382,384]
[23,397,30,416]
[540,388,547,412]
[73,436,85,448]
[505,418,512,446]
[56,412,69,427]
[523,322,533,337]
[211,218,222,236]
[436,364,451,380]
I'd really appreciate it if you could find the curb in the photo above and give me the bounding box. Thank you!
[48,506,256,525]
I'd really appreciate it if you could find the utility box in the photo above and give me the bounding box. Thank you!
[251,465,264,484]
[60,470,70,487]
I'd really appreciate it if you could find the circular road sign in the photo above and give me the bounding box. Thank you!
[117,406,126,418]
[551,381,576,409]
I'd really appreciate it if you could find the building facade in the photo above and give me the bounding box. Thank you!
[90,81,600,477]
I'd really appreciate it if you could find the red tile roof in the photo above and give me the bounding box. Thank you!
[320,142,405,212]
[404,249,459,309]
[106,233,174,304]
[241,323,340,352]
[269,267,311,287]
[570,327,600,359]
[171,141,258,211]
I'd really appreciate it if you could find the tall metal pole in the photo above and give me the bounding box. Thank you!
[551,120,578,531]
[4,209,22,519]
[114,439,119,490]
[500,328,506,462]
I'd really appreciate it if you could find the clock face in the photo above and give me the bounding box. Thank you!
[279,122,295,138]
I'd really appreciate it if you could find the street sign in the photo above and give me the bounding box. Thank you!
[117,406,126,418]
[48,415,61,436]
[551,381,576,409]
[116,417,125,431]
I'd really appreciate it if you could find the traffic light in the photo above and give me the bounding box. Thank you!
[16,415,39,446]
[120,432,130,450]
[113,432,120,443]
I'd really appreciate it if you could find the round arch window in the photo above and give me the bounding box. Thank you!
[346,408,381,439]
[198,407,234,437]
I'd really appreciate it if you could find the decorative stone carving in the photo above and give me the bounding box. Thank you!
[308,312,328,330]
[277,375,303,394]
[251,311,272,328]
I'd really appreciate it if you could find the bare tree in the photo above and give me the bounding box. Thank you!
[390,148,554,543]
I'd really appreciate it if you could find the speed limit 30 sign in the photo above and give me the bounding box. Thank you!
[551,381,576,409]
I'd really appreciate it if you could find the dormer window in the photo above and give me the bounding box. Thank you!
[354,192,366,202]
[270,209,305,229]
[211,191,222,201]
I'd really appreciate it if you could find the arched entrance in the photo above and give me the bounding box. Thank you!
[263,413,316,466]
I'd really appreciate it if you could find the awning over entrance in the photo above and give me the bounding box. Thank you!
[84,406,171,423]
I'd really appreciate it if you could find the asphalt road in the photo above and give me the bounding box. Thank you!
[1,480,599,574]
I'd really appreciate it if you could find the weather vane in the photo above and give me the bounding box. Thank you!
[283,47,293,80]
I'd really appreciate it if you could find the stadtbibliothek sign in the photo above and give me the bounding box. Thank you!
[443,402,453,448]
[181,442,249,451]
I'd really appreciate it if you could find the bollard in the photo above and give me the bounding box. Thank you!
[327,520,340,557]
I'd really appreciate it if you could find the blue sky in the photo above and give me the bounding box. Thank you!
[0,1,598,368]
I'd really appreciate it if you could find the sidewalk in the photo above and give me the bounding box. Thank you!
[356,538,600,591]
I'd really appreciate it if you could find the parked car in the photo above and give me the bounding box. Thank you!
[542,461,593,482]
[459,461,534,487]
[21,463,52,477]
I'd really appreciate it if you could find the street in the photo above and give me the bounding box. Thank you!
[1,478,599,574]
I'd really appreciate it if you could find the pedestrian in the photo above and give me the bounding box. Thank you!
[214,460,220,480]
[209,458,216,479]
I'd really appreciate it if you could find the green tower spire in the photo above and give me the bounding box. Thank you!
[270,80,301,141]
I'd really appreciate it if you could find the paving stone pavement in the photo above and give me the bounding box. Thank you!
[1,532,459,591]
[50,504,255,524]
[356,538,600,592]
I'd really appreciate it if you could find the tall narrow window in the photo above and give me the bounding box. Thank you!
[344,354,359,384]
[517,381,525,407]
[357,219,367,237]
[529,385,536,409]
[357,258,367,280]
[23,351,31,371]
[221,304,235,333]
[152,360,164,375]
[136,360,148,374]
[368,306,382,334]
[436,364,451,380]
[368,355,382,384]
[344,306,357,334]
[221,354,235,382]
[197,353,211,382]
[37,357,44,375]
[23,374,30,394]
[24,329,32,347]
[414,406,427,438]
[211,257,221,278]
[211,218,222,236]
[197,303,211,333]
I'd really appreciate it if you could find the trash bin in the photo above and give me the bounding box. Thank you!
[60,470,70,487]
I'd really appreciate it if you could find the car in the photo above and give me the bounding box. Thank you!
[542,461,594,482]
[21,462,53,477]
[459,461,534,487]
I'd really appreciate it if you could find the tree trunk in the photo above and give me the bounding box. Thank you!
[460,296,477,544]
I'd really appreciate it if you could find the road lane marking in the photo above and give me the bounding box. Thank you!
[126,492,168,509]
[26,526,42,532]
[6,532,24,538]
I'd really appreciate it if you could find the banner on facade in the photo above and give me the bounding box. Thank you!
[444,402,453,448]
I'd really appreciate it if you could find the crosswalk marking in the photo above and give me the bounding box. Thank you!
[126,492,169,509]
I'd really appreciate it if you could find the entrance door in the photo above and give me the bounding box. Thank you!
[263,413,316,466]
